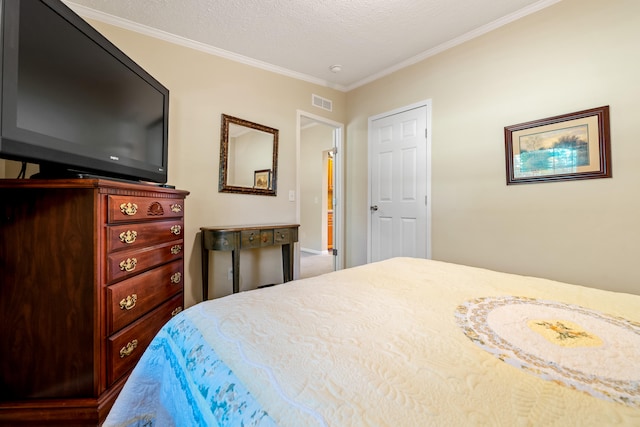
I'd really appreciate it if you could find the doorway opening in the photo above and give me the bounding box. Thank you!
[296,110,344,279]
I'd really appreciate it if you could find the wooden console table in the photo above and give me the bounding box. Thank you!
[201,224,299,299]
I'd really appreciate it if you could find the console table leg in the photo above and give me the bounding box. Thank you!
[282,243,293,282]
[231,249,240,293]
[201,233,209,301]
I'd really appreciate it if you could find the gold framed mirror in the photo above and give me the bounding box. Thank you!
[219,114,279,196]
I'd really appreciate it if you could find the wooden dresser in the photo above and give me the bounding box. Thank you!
[0,179,189,426]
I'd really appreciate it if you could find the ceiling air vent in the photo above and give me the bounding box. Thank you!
[312,94,332,112]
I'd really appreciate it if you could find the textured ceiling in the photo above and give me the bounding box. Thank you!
[64,0,559,91]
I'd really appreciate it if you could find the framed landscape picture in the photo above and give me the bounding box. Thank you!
[504,106,611,185]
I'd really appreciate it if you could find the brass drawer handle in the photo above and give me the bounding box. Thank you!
[119,230,138,244]
[170,203,182,213]
[119,294,138,310]
[119,339,138,358]
[170,244,182,255]
[170,272,182,284]
[171,306,183,316]
[119,258,137,272]
[170,225,182,235]
[119,202,138,216]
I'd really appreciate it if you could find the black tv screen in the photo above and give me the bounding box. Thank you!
[0,0,169,183]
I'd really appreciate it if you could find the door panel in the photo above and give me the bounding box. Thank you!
[377,217,394,261]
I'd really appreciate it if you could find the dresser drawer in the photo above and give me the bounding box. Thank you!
[106,240,184,284]
[108,195,185,223]
[107,293,183,385]
[107,219,184,252]
[107,261,183,334]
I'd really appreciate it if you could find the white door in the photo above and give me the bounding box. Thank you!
[368,103,430,262]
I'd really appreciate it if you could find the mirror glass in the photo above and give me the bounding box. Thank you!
[219,114,278,196]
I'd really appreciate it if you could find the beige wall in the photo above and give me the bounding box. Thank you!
[60,21,346,306]
[346,0,640,294]
[3,0,638,300]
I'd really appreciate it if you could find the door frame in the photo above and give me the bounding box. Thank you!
[296,110,345,274]
[367,99,433,262]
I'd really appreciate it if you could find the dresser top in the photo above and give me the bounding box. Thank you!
[0,178,189,196]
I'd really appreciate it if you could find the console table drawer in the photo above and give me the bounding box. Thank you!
[107,260,184,334]
[106,240,184,283]
[108,195,185,223]
[107,220,184,252]
[274,228,292,244]
[241,229,269,248]
[107,293,183,385]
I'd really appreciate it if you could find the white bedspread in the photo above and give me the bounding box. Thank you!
[106,258,640,426]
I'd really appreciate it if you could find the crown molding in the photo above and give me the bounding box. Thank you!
[346,0,562,91]
[64,0,560,93]
[62,1,348,91]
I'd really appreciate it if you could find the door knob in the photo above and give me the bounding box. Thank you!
[370,205,378,212]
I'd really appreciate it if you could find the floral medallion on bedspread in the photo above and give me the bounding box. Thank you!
[456,296,640,407]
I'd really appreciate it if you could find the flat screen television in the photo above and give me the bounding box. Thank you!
[0,0,169,183]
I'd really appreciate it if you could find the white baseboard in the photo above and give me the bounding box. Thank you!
[301,247,330,255]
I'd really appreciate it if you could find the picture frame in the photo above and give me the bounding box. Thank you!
[504,106,611,185]
[254,169,271,189]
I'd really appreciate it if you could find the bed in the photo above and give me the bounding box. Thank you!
[104,257,640,426]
